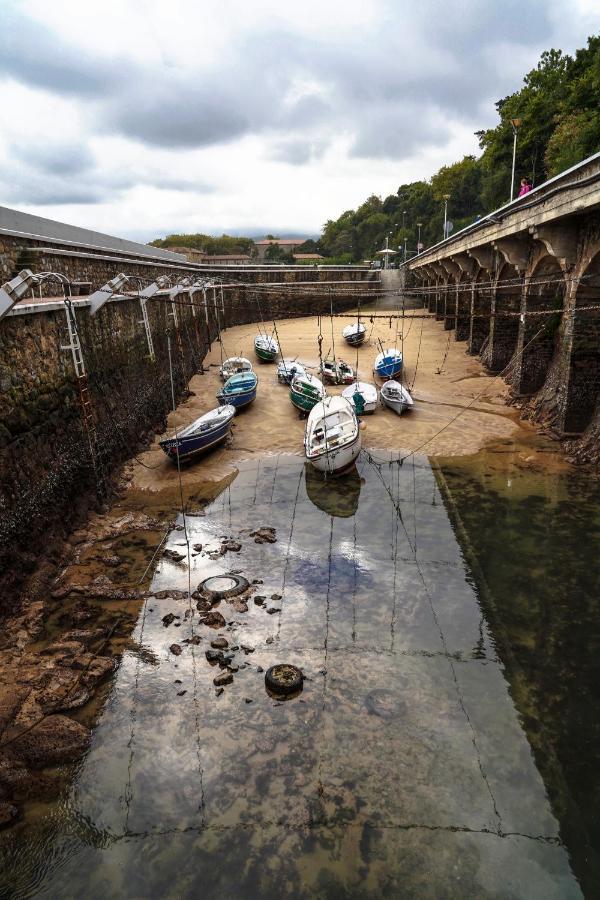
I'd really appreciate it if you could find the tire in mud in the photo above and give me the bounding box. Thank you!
[197,574,249,602]
[265,664,304,696]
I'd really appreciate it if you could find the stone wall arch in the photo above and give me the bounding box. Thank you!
[564,251,600,432]
[469,266,492,355]
[513,255,565,395]
[483,263,523,372]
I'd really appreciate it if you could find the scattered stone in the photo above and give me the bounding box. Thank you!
[182,635,202,646]
[193,543,203,553]
[100,554,122,568]
[267,608,280,615]
[163,549,186,562]
[241,645,255,654]
[252,579,264,585]
[256,666,264,673]
[211,637,229,650]
[271,594,282,602]
[213,671,233,687]
[254,596,266,606]
[245,698,253,704]
[162,614,177,626]
[228,664,239,673]
[265,637,274,644]
[230,597,248,613]
[250,527,277,544]
[199,611,226,629]
[177,690,187,696]
[50,585,73,600]
[215,687,224,697]
[222,540,242,552]
[154,590,188,600]
[169,644,182,656]
[174,679,182,684]
[206,649,222,663]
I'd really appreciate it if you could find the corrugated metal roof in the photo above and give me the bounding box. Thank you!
[0,205,186,263]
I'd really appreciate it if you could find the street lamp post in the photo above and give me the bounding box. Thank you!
[442,195,450,240]
[403,237,408,261]
[417,222,422,254]
[510,118,522,201]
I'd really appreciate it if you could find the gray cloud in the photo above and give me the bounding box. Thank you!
[0,0,575,169]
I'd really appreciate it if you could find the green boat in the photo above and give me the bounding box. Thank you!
[254,334,279,362]
[290,372,327,412]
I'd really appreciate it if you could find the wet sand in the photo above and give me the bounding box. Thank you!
[133,309,551,493]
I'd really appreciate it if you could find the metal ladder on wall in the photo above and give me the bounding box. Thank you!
[138,296,155,361]
[60,296,107,500]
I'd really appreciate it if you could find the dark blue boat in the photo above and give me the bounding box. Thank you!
[217,371,258,409]
[160,404,235,461]
[374,347,403,379]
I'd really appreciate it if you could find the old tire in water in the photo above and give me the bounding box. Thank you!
[265,664,303,696]
[197,574,249,602]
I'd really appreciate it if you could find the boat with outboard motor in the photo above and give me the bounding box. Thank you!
[342,381,378,415]
[254,334,279,362]
[290,372,326,413]
[374,347,403,379]
[220,356,253,380]
[277,359,306,385]
[304,395,361,474]
[217,371,258,409]
[380,379,414,414]
[160,404,236,461]
[342,322,367,347]
[320,358,355,385]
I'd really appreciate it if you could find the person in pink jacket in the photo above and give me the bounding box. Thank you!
[518,177,532,197]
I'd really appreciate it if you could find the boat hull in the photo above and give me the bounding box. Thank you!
[342,383,378,414]
[308,433,361,474]
[380,381,413,415]
[255,347,278,362]
[217,387,257,409]
[160,421,231,461]
[344,333,365,347]
[290,388,320,412]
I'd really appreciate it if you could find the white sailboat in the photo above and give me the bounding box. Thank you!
[304,396,361,474]
[342,322,367,347]
[220,356,253,380]
[342,381,378,414]
[380,380,414,414]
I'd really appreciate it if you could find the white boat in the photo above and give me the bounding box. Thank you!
[342,381,378,414]
[220,356,253,380]
[380,380,414,415]
[304,396,361,474]
[254,334,279,362]
[342,322,367,346]
[320,358,355,385]
[277,359,306,385]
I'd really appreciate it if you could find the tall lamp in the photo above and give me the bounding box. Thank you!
[510,118,522,201]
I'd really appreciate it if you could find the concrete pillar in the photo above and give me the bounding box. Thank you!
[428,264,446,317]
[484,264,523,372]
[452,254,476,342]
[467,248,494,355]
[512,256,565,395]
[440,260,460,330]
[563,252,600,432]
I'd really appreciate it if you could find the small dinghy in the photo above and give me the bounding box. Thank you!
[217,371,258,409]
[342,381,378,415]
[342,322,367,347]
[305,396,361,474]
[290,372,326,413]
[374,347,403,380]
[320,358,355,385]
[277,359,306,385]
[220,356,253,380]
[380,380,414,415]
[160,405,235,461]
[254,334,279,362]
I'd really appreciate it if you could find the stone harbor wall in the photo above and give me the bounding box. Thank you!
[0,280,372,611]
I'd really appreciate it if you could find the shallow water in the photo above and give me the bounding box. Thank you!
[1,449,598,899]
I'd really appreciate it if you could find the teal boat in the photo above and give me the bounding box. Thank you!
[217,371,258,409]
[254,334,279,362]
[290,372,326,413]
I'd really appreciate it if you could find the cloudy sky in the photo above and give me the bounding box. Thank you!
[0,0,598,242]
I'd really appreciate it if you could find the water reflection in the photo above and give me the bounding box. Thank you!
[304,463,362,518]
[0,451,592,899]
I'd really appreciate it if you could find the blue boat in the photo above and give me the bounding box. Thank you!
[374,347,403,380]
[160,404,236,461]
[217,371,258,409]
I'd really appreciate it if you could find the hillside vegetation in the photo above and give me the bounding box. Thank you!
[319,36,599,262]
